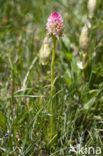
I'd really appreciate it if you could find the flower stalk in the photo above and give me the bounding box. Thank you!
[46,12,64,138]
[50,37,57,137]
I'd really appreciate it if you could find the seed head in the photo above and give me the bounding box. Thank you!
[46,12,64,38]
[39,36,51,65]
[88,0,97,18]
[79,25,88,51]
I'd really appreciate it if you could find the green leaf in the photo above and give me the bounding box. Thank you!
[62,35,70,50]
[0,112,6,130]
[83,96,96,110]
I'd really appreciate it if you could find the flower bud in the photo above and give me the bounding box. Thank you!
[39,37,51,65]
[88,0,97,18]
[79,25,88,51]
[46,12,64,38]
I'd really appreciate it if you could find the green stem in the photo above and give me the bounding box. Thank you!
[82,52,87,81]
[50,37,57,137]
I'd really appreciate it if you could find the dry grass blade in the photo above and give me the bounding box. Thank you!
[22,57,38,89]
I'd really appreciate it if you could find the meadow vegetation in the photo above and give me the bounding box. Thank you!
[0,0,103,155]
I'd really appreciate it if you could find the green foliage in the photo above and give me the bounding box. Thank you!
[0,0,103,155]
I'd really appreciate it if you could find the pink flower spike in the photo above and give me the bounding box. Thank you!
[46,12,64,38]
